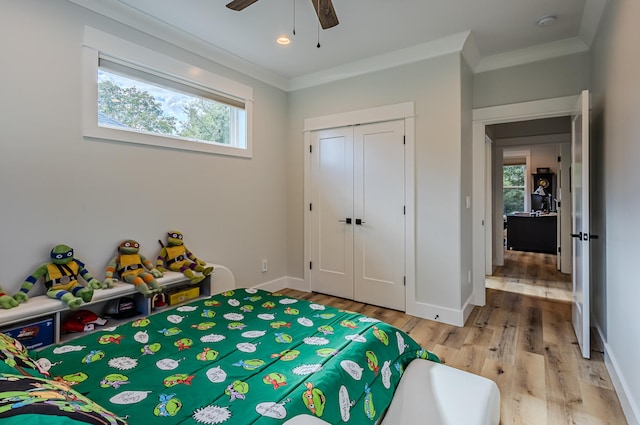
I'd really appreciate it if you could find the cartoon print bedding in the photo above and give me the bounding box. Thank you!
[34,288,439,424]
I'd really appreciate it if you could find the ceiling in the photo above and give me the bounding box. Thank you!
[70,0,606,91]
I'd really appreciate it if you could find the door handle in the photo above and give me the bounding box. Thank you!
[355,218,366,225]
[571,232,582,239]
[338,218,352,224]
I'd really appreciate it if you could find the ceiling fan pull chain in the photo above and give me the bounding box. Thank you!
[316,0,321,47]
[292,0,296,35]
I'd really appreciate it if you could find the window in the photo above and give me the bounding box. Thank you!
[503,164,525,215]
[83,27,253,157]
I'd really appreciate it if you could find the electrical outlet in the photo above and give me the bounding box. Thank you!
[261,259,268,272]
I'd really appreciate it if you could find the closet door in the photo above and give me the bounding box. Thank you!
[310,127,354,299]
[353,120,406,310]
[310,120,406,310]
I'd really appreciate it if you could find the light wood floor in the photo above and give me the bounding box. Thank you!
[279,288,627,425]
[487,250,572,303]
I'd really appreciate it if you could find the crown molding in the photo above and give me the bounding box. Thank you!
[461,32,481,71]
[68,0,605,92]
[579,0,609,47]
[474,37,589,73]
[288,31,471,91]
[67,0,289,91]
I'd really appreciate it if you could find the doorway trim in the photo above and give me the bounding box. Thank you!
[472,95,579,306]
[302,102,416,311]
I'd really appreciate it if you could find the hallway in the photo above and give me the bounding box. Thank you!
[486,250,571,302]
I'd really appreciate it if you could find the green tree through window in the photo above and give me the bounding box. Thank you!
[98,80,177,133]
[97,68,243,147]
[180,99,230,144]
[503,164,525,215]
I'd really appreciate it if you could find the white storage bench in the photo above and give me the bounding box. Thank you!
[0,264,235,347]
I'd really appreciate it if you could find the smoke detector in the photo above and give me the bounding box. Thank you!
[536,15,557,27]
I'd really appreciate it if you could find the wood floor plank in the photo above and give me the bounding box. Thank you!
[518,306,544,355]
[578,379,626,424]
[544,341,584,424]
[487,308,519,364]
[453,337,487,373]
[512,351,548,425]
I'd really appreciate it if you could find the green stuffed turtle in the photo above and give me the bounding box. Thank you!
[0,285,19,309]
[104,240,163,297]
[156,230,213,284]
[14,244,102,309]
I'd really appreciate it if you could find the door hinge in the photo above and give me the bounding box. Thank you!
[558,246,561,253]
[310,145,313,153]
[309,261,313,270]
[403,135,406,145]
[403,276,406,286]
[403,206,406,215]
[558,156,561,162]
[309,203,312,211]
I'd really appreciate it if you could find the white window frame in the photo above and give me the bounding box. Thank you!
[503,149,531,211]
[82,26,254,158]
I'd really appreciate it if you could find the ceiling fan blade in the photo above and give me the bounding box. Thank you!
[311,0,339,29]
[226,0,259,11]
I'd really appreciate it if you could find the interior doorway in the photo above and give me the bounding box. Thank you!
[471,95,579,307]
[485,118,572,303]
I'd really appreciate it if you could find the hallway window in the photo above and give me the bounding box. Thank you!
[503,164,525,214]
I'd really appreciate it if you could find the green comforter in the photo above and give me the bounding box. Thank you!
[37,288,438,424]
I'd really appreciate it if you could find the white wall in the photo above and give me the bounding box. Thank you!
[460,57,474,303]
[500,143,561,179]
[591,0,640,422]
[0,0,289,293]
[474,52,591,109]
[287,53,466,316]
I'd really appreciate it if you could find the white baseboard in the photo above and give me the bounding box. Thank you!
[283,277,309,292]
[254,276,467,327]
[253,276,309,293]
[594,325,639,425]
[406,300,465,327]
[462,294,476,325]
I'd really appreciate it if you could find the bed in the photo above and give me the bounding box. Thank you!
[0,288,500,424]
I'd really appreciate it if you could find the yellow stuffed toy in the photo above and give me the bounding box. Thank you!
[103,240,163,297]
[0,285,18,309]
[14,244,102,309]
[156,230,213,284]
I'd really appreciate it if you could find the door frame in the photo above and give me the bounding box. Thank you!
[303,102,415,310]
[472,95,579,306]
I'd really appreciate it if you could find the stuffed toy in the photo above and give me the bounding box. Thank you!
[103,240,163,297]
[14,244,101,309]
[0,285,18,309]
[156,230,213,284]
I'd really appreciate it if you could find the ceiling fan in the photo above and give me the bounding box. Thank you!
[226,0,339,29]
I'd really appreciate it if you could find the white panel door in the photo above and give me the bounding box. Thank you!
[571,90,591,359]
[353,121,406,310]
[310,127,354,299]
[310,120,406,310]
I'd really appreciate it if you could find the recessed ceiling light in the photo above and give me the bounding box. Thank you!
[536,15,557,27]
[277,36,291,45]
